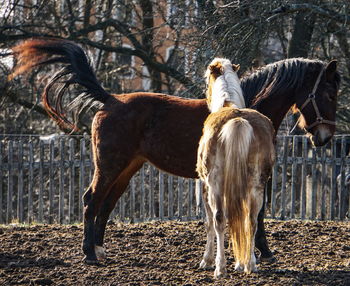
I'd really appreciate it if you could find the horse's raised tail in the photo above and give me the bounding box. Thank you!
[219,117,254,272]
[9,38,111,131]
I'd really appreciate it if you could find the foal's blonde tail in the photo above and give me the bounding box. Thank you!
[219,117,254,268]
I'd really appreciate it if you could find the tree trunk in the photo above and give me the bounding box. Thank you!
[287,1,316,135]
[287,1,316,58]
[140,0,162,92]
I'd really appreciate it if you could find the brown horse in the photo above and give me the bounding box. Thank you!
[197,58,275,277]
[9,39,340,264]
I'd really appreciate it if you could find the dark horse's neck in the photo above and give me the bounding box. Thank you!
[241,58,324,131]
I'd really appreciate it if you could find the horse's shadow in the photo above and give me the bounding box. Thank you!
[257,268,350,284]
[0,252,69,269]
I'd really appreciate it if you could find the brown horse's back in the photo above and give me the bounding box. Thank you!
[94,92,210,178]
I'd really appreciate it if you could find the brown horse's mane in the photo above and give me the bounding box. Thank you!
[241,58,341,108]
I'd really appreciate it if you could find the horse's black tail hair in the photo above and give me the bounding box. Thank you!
[10,38,111,131]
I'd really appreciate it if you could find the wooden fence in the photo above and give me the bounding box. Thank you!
[0,134,349,224]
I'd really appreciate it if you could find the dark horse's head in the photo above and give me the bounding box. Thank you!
[295,60,340,146]
[243,58,341,147]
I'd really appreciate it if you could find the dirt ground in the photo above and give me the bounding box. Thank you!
[0,220,349,286]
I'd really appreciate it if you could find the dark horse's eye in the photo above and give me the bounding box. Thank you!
[326,92,336,102]
[324,84,337,102]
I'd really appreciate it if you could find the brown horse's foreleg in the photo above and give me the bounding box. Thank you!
[93,187,123,260]
[255,186,276,263]
[93,182,128,260]
[82,174,115,265]
[82,186,100,264]
[94,158,145,260]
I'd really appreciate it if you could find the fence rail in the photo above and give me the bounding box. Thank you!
[0,134,349,224]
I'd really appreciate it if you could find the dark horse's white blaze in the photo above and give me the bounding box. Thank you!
[197,59,275,276]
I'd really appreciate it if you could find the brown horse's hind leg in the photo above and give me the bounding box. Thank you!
[94,158,145,260]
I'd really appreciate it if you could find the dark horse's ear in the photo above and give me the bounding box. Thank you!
[325,60,337,82]
[232,64,240,72]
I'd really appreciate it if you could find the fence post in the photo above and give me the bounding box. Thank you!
[131,176,136,221]
[140,166,145,220]
[280,136,288,220]
[178,177,184,219]
[300,137,308,219]
[270,162,278,219]
[7,140,13,224]
[168,175,173,219]
[59,139,65,224]
[310,148,317,219]
[38,141,44,223]
[0,141,3,224]
[68,139,75,223]
[17,141,24,223]
[330,140,337,220]
[149,166,155,219]
[28,141,34,224]
[159,172,164,220]
[49,140,55,224]
[79,138,86,221]
[339,137,347,219]
[320,147,327,220]
[290,136,298,218]
[188,179,194,219]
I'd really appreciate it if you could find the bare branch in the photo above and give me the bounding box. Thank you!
[267,3,350,24]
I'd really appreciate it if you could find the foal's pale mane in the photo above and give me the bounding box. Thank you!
[205,58,244,111]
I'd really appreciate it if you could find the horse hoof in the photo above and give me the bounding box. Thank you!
[234,262,244,272]
[244,265,258,274]
[83,258,100,265]
[95,245,106,260]
[259,255,277,264]
[214,269,227,279]
[199,260,214,270]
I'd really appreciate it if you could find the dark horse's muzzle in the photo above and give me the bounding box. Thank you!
[310,125,333,147]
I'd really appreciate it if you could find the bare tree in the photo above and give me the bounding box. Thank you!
[1,0,350,134]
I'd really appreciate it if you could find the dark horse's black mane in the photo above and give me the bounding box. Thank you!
[241,58,339,108]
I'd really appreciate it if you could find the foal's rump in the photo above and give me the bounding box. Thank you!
[224,109,274,268]
[197,107,275,180]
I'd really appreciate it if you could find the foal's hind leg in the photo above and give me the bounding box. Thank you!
[206,169,226,278]
[94,158,144,260]
[212,191,226,278]
[245,184,265,274]
[199,186,215,269]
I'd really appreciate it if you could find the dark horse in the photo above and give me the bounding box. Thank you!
[10,39,340,264]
